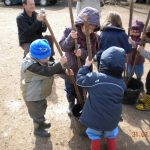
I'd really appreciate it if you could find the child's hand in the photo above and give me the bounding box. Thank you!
[74,49,81,57]
[85,57,93,66]
[137,45,144,52]
[128,37,136,47]
[65,69,74,76]
[140,33,146,40]
[60,56,67,65]
[70,30,77,39]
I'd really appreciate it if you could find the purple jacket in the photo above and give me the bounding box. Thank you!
[59,7,100,77]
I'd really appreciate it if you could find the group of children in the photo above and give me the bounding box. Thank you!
[20,5,150,150]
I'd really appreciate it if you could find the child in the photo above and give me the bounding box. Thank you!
[96,11,132,69]
[136,26,150,111]
[127,20,145,81]
[77,46,126,150]
[21,39,67,137]
[59,7,100,114]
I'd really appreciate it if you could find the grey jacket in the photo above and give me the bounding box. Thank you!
[21,54,65,101]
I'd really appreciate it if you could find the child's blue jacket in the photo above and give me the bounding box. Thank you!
[77,46,126,131]
[96,26,132,67]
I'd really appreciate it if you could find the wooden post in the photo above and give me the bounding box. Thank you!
[43,17,84,106]
[126,0,134,80]
[68,0,82,68]
[83,15,93,61]
[128,0,134,36]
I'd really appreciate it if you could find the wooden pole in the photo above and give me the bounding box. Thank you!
[126,0,134,80]
[43,17,84,106]
[83,15,93,61]
[67,0,82,68]
[82,15,93,101]
[128,0,134,36]
[44,18,63,56]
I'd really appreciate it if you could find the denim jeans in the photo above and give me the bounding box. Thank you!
[86,127,119,140]
[127,64,144,79]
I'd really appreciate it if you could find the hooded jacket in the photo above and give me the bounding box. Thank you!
[21,54,65,101]
[77,46,126,131]
[96,26,132,68]
[59,7,100,77]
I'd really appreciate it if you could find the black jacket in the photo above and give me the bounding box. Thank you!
[16,10,47,46]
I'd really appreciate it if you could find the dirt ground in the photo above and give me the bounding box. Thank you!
[0,1,150,150]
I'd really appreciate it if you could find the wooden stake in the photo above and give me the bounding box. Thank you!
[83,15,93,61]
[43,17,84,106]
[67,0,82,68]
[128,0,134,36]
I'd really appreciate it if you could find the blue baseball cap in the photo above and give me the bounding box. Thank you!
[30,39,51,60]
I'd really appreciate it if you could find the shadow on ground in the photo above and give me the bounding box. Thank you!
[33,136,53,150]
[117,127,150,150]
[122,104,150,129]
[68,115,90,150]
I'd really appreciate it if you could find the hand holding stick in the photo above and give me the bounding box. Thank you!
[85,57,93,67]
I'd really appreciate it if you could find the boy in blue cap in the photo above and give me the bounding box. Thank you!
[76,46,126,150]
[21,39,67,137]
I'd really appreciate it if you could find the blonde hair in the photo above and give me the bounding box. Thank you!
[104,11,123,29]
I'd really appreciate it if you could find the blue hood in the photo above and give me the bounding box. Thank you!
[100,46,125,70]
[75,7,100,31]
